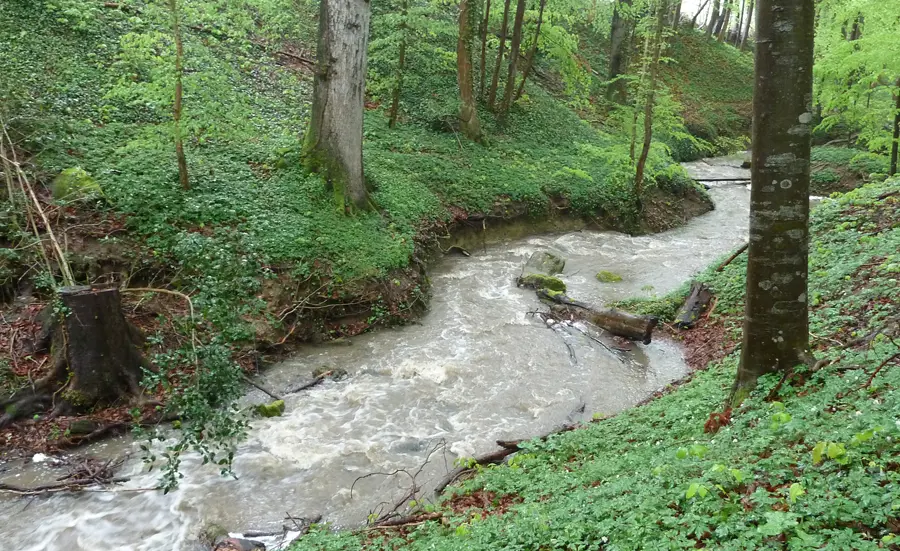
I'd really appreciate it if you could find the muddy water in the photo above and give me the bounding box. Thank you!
[0,156,751,550]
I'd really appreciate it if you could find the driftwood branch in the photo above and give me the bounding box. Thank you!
[242,375,282,401]
[716,242,749,272]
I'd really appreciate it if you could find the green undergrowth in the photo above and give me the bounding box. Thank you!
[810,146,890,196]
[293,179,900,550]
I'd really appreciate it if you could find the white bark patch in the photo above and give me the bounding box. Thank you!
[786,229,804,240]
[798,112,812,124]
[780,179,792,189]
[758,280,773,291]
[797,293,807,303]
[765,153,797,168]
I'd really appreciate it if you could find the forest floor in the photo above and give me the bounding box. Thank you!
[0,1,753,455]
[289,179,900,550]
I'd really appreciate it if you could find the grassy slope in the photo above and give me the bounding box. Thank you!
[292,180,900,550]
[0,1,712,318]
[663,33,754,145]
[810,146,892,196]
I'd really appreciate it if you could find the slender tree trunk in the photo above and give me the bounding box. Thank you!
[891,81,900,176]
[739,0,753,51]
[388,0,409,129]
[717,8,731,42]
[630,28,653,161]
[478,0,492,96]
[498,0,527,118]
[607,0,634,104]
[301,0,373,213]
[689,0,711,30]
[488,0,512,109]
[671,0,683,28]
[514,0,546,101]
[706,0,719,37]
[734,0,745,45]
[634,0,667,197]
[731,0,815,405]
[168,0,189,191]
[458,0,482,140]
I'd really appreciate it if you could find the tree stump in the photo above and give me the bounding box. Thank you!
[0,286,150,428]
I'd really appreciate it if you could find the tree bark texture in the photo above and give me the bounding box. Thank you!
[706,0,720,37]
[739,0,753,51]
[169,0,189,191]
[734,0,745,45]
[301,0,372,212]
[732,0,815,404]
[478,0,491,96]
[457,0,482,140]
[0,287,150,428]
[498,0,527,118]
[633,0,667,197]
[388,0,408,128]
[487,0,512,109]
[514,0,546,101]
[607,0,634,104]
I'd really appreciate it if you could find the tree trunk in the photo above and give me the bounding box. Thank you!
[891,81,900,176]
[478,0,491,96]
[731,0,814,405]
[487,0,512,109]
[539,290,658,344]
[689,0,711,30]
[739,0,753,51]
[0,287,150,428]
[514,0,546,101]
[706,0,720,37]
[734,0,745,46]
[634,0,667,198]
[169,0,189,191]
[388,0,408,129]
[457,0,482,140]
[671,0,683,27]
[301,0,373,213]
[716,8,731,42]
[498,0,527,118]
[607,0,634,104]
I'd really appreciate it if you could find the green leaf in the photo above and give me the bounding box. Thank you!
[675,447,689,460]
[812,441,826,464]
[686,482,699,499]
[789,483,805,504]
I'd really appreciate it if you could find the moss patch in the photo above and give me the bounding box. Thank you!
[595,270,623,283]
[518,274,567,293]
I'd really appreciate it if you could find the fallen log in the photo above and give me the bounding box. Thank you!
[674,282,713,329]
[538,290,657,344]
[0,477,131,496]
[716,242,749,272]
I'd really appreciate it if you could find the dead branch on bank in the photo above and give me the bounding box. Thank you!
[0,456,138,496]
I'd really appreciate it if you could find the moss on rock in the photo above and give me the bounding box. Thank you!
[518,274,567,293]
[596,270,623,283]
[255,399,285,417]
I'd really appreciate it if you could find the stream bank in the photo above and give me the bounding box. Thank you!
[0,155,752,551]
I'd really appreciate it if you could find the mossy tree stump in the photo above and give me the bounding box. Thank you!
[0,286,150,428]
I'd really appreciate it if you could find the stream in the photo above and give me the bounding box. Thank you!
[0,155,753,550]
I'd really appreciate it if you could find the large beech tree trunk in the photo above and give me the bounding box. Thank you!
[731,0,814,405]
[301,0,373,213]
[498,0,527,118]
[0,287,150,428]
[457,0,482,140]
[168,0,189,191]
[607,0,634,104]
[487,0,512,109]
